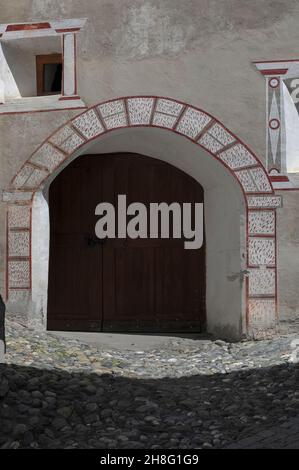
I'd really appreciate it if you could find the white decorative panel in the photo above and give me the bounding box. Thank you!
[22,168,48,189]
[8,206,30,229]
[218,144,256,169]
[30,143,65,172]
[72,109,104,139]
[13,165,34,188]
[248,298,276,328]
[176,107,211,139]
[8,231,30,257]
[235,169,257,192]
[8,260,30,288]
[248,268,276,296]
[50,126,74,146]
[104,113,127,129]
[155,99,184,116]
[268,92,280,164]
[247,195,282,209]
[208,123,235,146]
[63,33,76,96]
[59,133,85,154]
[152,113,177,129]
[199,133,223,153]
[8,289,30,303]
[248,238,276,266]
[127,97,154,125]
[98,100,125,118]
[248,211,275,235]
[250,167,272,192]
[2,191,33,203]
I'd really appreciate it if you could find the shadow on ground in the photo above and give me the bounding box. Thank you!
[0,362,298,449]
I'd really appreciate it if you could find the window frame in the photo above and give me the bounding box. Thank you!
[36,53,63,96]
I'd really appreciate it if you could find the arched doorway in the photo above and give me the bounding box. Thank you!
[4,96,282,340]
[47,153,206,332]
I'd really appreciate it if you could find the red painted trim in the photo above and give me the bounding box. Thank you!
[93,105,108,131]
[249,294,276,298]
[8,287,31,291]
[261,69,288,75]
[124,99,131,127]
[247,206,280,210]
[195,119,216,142]
[270,175,289,182]
[59,96,81,101]
[216,140,238,155]
[269,77,280,89]
[9,227,30,233]
[248,208,276,213]
[173,105,187,130]
[253,59,299,64]
[69,123,86,142]
[55,28,80,33]
[249,233,276,238]
[149,97,158,125]
[6,23,50,32]
[269,118,280,130]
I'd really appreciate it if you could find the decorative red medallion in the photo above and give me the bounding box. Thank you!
[269,118,280,130]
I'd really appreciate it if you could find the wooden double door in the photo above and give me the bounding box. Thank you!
[47,153,206,332]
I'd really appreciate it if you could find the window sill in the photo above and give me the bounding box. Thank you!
[0,95,86,114]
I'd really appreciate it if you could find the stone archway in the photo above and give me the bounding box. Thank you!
[3,96,282,339]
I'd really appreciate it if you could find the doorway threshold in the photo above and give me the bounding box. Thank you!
[49,330,211,352]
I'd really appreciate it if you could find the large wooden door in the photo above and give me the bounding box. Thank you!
[47,153,206,332]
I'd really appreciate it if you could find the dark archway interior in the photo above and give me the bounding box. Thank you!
[47,153,206,333]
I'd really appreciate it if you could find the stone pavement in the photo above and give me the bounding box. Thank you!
[0,318,299,449]
[227,415,299,449]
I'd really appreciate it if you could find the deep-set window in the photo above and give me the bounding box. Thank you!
[36,54,62,96]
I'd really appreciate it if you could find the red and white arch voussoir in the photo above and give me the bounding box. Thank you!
[4,96,282,337]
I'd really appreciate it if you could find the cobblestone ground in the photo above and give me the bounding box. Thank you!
[0,319,298,449]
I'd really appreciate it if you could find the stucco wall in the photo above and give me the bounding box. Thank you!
[0,0,299,322]
[277,190,299,321]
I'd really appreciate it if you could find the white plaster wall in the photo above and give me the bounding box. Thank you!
[31,190,50,329]
[0,43,21,100]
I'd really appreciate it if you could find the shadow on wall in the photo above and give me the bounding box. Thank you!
[0,295,5,363]
[0,362,298,449]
